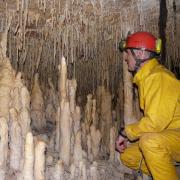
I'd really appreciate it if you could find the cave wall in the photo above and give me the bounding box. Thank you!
[0,0,179,97]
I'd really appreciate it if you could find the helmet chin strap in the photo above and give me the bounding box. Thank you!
[130,49,155,72]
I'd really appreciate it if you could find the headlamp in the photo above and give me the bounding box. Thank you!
[119,39,127,52]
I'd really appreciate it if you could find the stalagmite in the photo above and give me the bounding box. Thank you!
[9,108,22,172]
[73,106,81,135]
[90,162,99,180]
[10,72,23,112]
[53,160,64,180]
[58,56,72,166]
[34,140,46,180]
[55,107,61,152]
[70,163,76,180]
[22,132,34,180]
[90,125,101,160]
[31,73,46,132]
[123,60,136,125]
[0,60,15,120]
[59,56,68,101]
[92,99,99,127]
[73,130,84,165]
[59,100,71,166]
[68,79,77,114]
[19,86,31,138]
[0,117,8,180]
[109,126,116,162]
[81,162,88,180]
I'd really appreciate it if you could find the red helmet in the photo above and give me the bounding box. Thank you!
[126,32,157,52]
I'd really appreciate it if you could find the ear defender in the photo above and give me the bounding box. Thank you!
[156,38,162,54]
[119,40,126,52]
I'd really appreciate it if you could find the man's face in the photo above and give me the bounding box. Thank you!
[123,49,136,72]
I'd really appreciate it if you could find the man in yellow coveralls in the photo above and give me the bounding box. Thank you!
[116,31,180,180]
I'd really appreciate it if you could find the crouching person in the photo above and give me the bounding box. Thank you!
[116,31,180,180]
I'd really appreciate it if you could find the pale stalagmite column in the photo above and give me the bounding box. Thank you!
[9,108,22,172]
[59,56,68,101]
[59,100,71,166]
[10,72,23,113]
[78,161,87,180]
[68,79,77,114]
[0,117,8,179]
[73,130,84,165]
[55,107,61,152]
[123,60,136,125]
[58,57,71,166]
[70,163,76,180]
[68,79,77,159]
[53,160,64,180]
[90,125,101,160]
[31,73,46,132]
[22,132,34,180]
[92,99,99,127]
[0,60,15,120]
[34,140,46,180]
[19,86,31,138]
[73,106,81,135]
[90,162,99,180]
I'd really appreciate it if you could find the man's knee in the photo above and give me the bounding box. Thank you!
[139,133,165,151]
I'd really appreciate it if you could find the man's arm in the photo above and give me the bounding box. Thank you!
[125,73,179,141]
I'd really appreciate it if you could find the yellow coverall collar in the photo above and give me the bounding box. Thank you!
[133,58,159,85]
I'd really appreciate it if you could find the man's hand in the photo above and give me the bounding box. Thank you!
[115,135,128,153]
